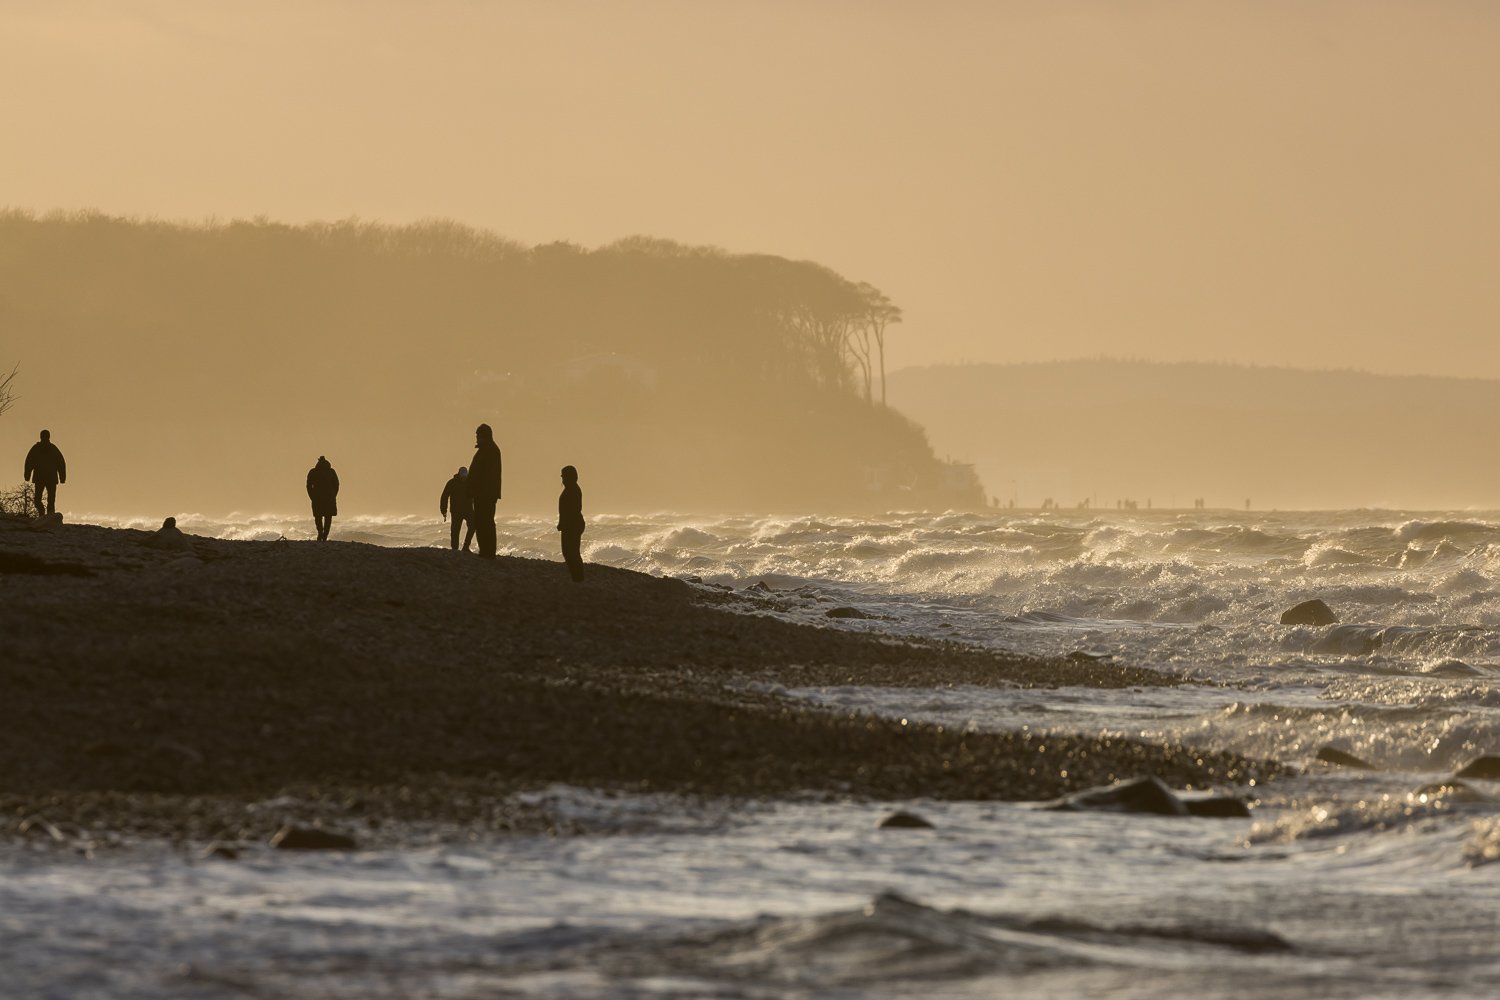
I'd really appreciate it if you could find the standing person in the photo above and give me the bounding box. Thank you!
[23,429,66,517]
[306,455,340,541]
[468,424,502,559]
[440,466,475,553]
[557,465,585,582]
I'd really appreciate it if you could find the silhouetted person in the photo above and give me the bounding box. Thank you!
[557,465,585,582]
[468,424,502,558]
[440,466,475,553]
[306,455,340,541]
[23,429,66,517]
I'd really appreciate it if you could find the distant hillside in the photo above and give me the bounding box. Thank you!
[888,360,1500,510]
[0,211,979,515]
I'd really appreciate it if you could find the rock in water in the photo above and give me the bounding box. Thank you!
[270,826,357,850]
[1280,599,1338,626]
[1455,756,1500,780]
[1052,776,1252,818]
[1049,775,1188,816]
[1316,746,1374,770]
[1181,795,1253,818]
[1413,781,1494,804]
[17,814,65,842]
[879,810,934,829]
[1421,659,1482,678]
[826,607,873,620]
[144,516,191,552]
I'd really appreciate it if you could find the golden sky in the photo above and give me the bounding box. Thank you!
[4,0,1498,378]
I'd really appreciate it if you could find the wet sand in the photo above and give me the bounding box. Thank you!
[1,516,1281,844]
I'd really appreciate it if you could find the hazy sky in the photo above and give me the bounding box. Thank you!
[4,1,1498,378]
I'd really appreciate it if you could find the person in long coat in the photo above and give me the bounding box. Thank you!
[557,465,585,582]
[467,424,502,558]
[306,455,340,541]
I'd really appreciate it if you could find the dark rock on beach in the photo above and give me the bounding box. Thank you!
[1049,775,1188,815]
[1315,746,1375,770]
[878,810,934,829]
[270,826,358,850]
[142,516,192,552]
[0,517,1281,842]
[1020,914,1292,954]
[1280,599,1338,626]
[29,512,64,533]
[1180,794,1252,818]
[1414,781,1494,804]
[1048,775,1251,818]
[18,815,66,843]
[1455,756,1500,781]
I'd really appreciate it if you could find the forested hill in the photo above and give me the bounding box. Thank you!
[889,360,1500,511]
[0,211,979,515]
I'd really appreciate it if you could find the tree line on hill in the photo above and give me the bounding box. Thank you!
[0,210,976,513]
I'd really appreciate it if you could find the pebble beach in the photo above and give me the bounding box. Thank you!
[0,514,1276,848]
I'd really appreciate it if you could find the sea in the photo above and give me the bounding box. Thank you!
[8,508,1500,998]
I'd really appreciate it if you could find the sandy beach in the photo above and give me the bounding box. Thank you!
[1,516,1280,846]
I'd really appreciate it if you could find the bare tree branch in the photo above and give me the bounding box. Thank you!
[0,364,16,419]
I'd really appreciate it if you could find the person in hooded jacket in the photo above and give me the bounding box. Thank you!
[306,456,340,541]
[440,466,476,553]
[557,465,585,582]
[468,423,502,558]
[23,429,66,517]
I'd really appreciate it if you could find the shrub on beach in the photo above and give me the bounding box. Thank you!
[0,365,23,518]
[0,485,34,518]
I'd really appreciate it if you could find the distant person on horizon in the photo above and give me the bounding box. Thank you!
[557,465,585,583]
[440,466,476,553]
[306,455,340,541]
[23,429,66,518]
[468,424,502,559]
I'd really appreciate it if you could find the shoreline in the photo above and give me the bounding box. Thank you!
[1,516,1282,845]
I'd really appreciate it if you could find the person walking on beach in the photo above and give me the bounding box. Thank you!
[306,455,340,541]
[23,429,66,517]
[557,465,585,582]
[468,424,502,559]
[440,466,475,553]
